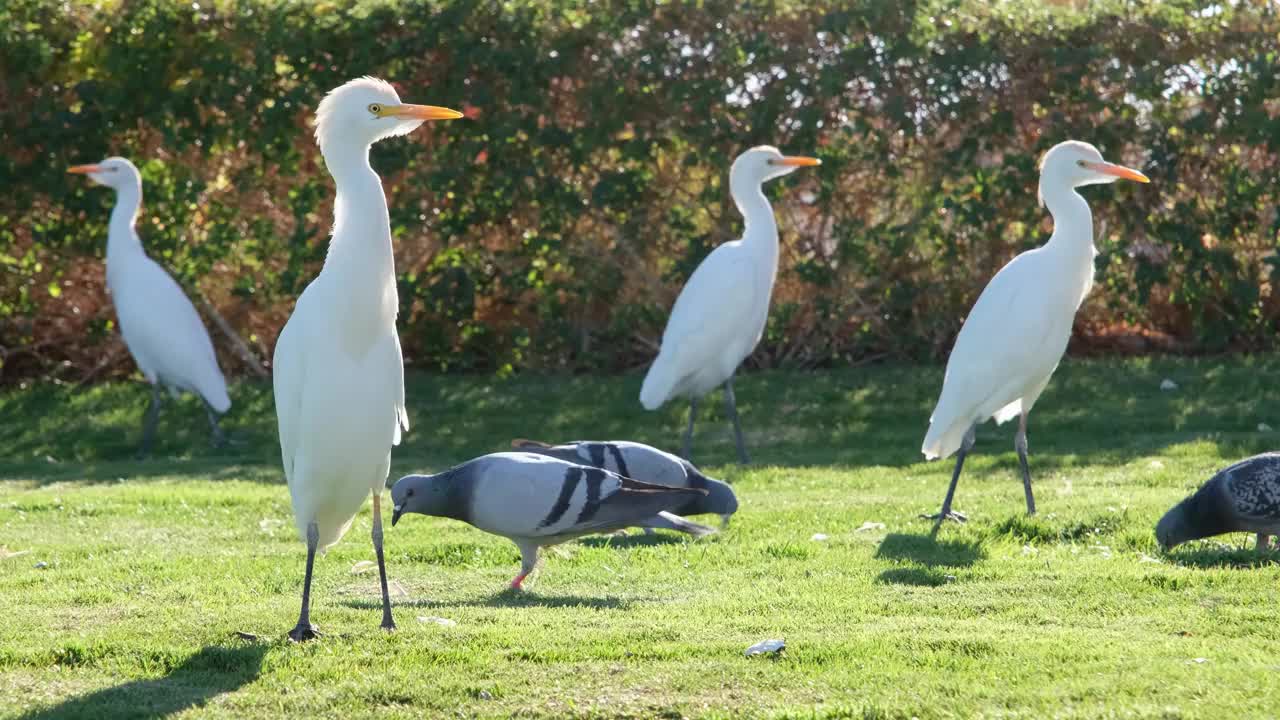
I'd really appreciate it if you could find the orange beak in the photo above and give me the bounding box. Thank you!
[1083,161,1150,183]
[67,164,102,174]
[384,104,464,121]
[771,156,821,167]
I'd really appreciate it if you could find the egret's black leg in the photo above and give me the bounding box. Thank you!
[724,378,750,464]
[681,397,699,461]
[203,399,228,448]
[371,492,396,631]
[923,424,977,532]
[1015,413,1036,516]
[137,385,163,458]
[288,521,321,642]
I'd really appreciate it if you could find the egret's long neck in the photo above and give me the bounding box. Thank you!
[730,174,778,258]
[106,183,144,263]
[1041,180,1094,257]
[322,143,395,284]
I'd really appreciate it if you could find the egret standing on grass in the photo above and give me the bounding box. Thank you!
[273,77,462,641]
[640,146,819,464]
[68,157,231,457]
[920,140,1149,530]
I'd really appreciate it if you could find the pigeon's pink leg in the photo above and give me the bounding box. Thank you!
[510,572,529,590]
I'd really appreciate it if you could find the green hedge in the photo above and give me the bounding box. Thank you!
[2,0,1278,382]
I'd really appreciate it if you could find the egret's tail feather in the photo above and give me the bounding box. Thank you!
[921,417,969,461]
[640,352,678,410]
[643,511,717,537]
[204,384,232,414]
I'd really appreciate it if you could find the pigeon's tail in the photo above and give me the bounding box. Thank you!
[511,438,553,449]
[643,511,717,538]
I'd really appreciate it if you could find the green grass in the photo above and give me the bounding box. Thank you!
[3,357,1280,719]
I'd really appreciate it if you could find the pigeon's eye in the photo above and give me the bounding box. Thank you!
[405,488,414,497]
[368,103,382,116]
[1076,160,1087,167]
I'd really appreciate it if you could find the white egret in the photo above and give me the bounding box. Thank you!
[639,146,819,464]
[920,140,1149,530]
[68,157,231,456]
[273,77,461,641]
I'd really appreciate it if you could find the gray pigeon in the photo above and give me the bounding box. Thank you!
[1156,452,1280,551]
[511,439,739,529]
[391,452,716,590]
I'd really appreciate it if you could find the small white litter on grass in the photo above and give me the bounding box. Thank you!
[855,521,886,533]
[1149,460,1165,469]
[1188,658,1208,664]
[350,560,376,574]
[1022,544,1037,556]
[1160,379,1178,391]
[810,533,829,542]
[1259,423,1273,432]
[745,639,785,657]
[417,616,457,627]
[34,561,48,569]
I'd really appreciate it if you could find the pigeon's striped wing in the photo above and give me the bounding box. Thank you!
[466,453,703,538]
[1224,454,1280,522]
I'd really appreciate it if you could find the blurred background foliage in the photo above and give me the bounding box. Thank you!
[1,0,1278,384]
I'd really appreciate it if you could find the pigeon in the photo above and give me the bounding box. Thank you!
[1156,452,1280,551]
[391,452,716,589]
[511,439,739,529]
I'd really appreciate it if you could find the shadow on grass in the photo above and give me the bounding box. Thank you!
[874,532,985,568]
[577,532,690,549]
[346,591,631,611]
[0,459,282,487]
[1163,541,1280,569]
[16,642,267,720]
[875,567,958,586]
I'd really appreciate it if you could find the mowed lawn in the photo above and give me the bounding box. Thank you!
[2,357,1279,719]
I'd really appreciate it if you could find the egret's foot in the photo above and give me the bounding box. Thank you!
[287,623,321,643]
[380,618,397,632]
[920,511,968,523]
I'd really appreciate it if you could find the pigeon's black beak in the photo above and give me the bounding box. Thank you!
[392,504,403,527]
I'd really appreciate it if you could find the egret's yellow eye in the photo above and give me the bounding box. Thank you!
[368,103,382,116]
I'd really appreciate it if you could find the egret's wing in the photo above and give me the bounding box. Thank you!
[115,258,229,409]
[272,313,305,485]
[925,251,1070,454]
[390,330,409,444]
[662,246,761,351]
[643,247,761,404]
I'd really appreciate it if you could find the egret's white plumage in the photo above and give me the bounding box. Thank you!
[68,157,230,455]
[921,140,1150,528]
[640,146,819,463]
[272,77,461,641]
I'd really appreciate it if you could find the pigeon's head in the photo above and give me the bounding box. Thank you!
[1155,501,1191,551]
[1155,480,1232,552]
[678,470,739,526]
[705,478,739,528]
[391,472,456,525]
